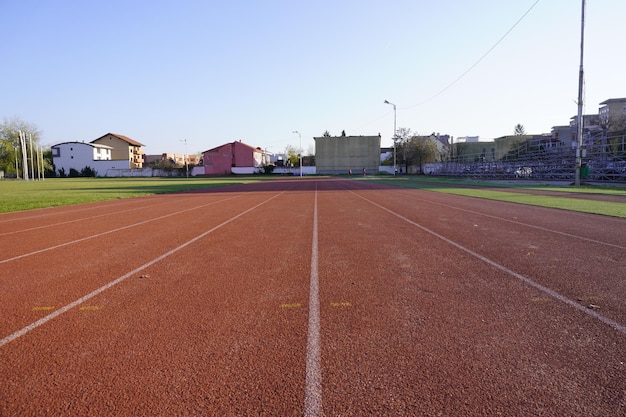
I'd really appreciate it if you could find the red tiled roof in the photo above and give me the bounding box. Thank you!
[202,141,260,154]
[92,133,145,147]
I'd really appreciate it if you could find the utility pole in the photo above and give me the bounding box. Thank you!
[575,0,585,187]
[180,139,189,178]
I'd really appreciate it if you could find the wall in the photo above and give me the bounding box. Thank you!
[314,135,381,174]
[202,141,261,175]
[203,143,234,175]
[53,143,120,175]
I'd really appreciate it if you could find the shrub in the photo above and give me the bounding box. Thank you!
[81,166,97,177]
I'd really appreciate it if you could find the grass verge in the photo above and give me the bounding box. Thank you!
[365,177,626,218]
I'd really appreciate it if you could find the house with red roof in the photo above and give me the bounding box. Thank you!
[201,141,267,175]
[91,133,145,169]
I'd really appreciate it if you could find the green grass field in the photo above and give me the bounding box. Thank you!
[1,176,625,218]
[0,177,261,213]
[366,177,626,218]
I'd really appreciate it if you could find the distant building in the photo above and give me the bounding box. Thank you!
[91,133,145,169]
[201,141,268,175]
[51,141,118,176]
[314,134,381,174]
[551,125,574,144]
[456,136,480,143]
[599,98,626,131]
[145,153,201,166]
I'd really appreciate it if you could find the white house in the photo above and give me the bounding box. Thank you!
[51,141,128,176]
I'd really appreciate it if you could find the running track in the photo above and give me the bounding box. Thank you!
[1,178,625,416]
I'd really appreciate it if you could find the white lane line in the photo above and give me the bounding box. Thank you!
[0,198,148,224]
[0,194,243,264]
[304,183,323,417]
[353,191,626,336]
[0,192,283,348]
[0,200,179,237]
[391,188,626,251]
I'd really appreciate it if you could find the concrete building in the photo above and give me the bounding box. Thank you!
[599,98,626,131]
[91,133,145,169]
[51,141,121,176]
[144,153,201,166]
[201,140,267,175]
[314,134,381,175]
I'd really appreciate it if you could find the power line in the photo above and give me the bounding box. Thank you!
[402,0,541,110]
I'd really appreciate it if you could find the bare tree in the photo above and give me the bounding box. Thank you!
[514,124,526,135]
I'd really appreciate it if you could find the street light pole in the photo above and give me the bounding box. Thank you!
[384,100,397,175]
[180,139,189,178]
[292,130,302,177]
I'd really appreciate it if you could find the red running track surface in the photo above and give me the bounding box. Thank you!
[1,178,625,416]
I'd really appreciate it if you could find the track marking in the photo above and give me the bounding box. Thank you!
[390,188,626,251]
[279,303,302,308]
[330,302,352,307]
[0,199,181,237]
[352,190,626,335]
[0,192,284,349]
[304,183,322,417]
[32,306,55,311]
[0,194,243,265]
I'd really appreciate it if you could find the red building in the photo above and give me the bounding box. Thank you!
[202,141,265,175]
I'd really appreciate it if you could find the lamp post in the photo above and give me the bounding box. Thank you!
[292,130,302,176]
[384,100,397,175]
[180,139,189,178]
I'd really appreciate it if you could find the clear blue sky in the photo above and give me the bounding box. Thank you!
[1,0,624,155]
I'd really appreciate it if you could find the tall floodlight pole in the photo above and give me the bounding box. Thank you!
[14,147,19,178]
[384,100,397,175]
[18,130,29,181]
[293,130,302,176]
[180,139,189,178]
[39,146,45,180]
[575,0,586,187]
[29,133,35,180]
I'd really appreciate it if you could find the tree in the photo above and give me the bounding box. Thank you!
[514,124,526,135]
[391,127,413,169]
[404,136,438,174]
[284,145,300,167]
[0,117,44,178]
[383,127,441,173]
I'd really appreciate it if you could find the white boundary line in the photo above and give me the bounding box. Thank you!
[0,192,284,348]
[0,200,178,237]
[0,194,243,264]
[391,188,626,250]
[352,190,626,336]
[304,182,323,417]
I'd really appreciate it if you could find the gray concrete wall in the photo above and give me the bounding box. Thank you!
[314,135,381,174]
